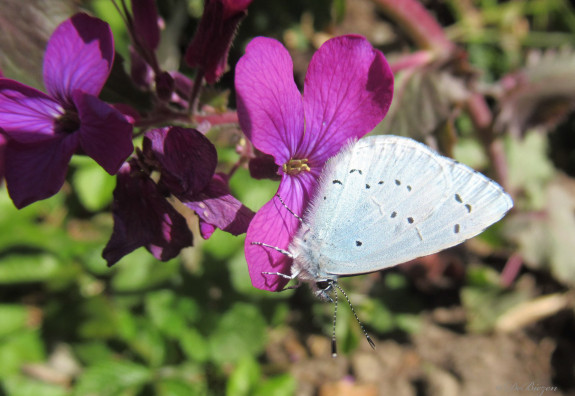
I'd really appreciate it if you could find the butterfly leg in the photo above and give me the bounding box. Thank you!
[251,242,294,258]
[261,271,302,291]
[275,194,303,224]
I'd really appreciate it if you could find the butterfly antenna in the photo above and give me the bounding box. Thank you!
[276,194,303,224]
[331,283,338,358]
[333,282,376,350]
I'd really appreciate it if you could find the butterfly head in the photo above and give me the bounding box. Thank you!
[313,279,336,301]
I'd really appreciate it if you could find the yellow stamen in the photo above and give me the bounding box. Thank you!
[283,158,311,175]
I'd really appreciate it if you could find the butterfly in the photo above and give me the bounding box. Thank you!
[254,135,513,354]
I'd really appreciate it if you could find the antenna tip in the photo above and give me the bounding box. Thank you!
[367,335,376,350]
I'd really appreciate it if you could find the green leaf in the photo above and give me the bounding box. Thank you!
[74,360,152,396]
[180,328,209,363]
[466,265,502,287]
[394,314,422,334]
[73,342,118,366]
[146,290,188,338]
[3,375,69,396]
[155,378,207,396]
[0,254,67,284]
[332,0,346,24]
[77,296,118,340]
[0,330,45,377]
[506,133,554,209]
[71,157,116,212]
[228,167,278,211]
[203,230,243,261]
[111,250,181,292]
[209,303,267,365]
[226,357,261,396]
[0,304,34,338]
[361,299,395,334]
[252,374,296,396]
[461,285,530,333]
[128,321,167,367]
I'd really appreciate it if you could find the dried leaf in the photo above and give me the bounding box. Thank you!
[494,49,575,137]
[0,0,78,89]
[374,68,469,150]
[505,174,575,286]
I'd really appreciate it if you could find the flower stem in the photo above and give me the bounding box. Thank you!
[466,93,509,190]
[188,69,205,116]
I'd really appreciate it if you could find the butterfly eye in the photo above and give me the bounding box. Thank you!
[316,280,331,290]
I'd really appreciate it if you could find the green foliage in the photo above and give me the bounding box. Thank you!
[71,156,116,212]
[209,303,267,365]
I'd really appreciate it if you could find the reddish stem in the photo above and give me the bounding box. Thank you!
[466,93,509,189]
[389,51,434,73]
[372,0,455,57]
[500,253,523,288]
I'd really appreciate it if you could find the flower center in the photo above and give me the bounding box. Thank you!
[54,109,81,134]
[283,158,310,176]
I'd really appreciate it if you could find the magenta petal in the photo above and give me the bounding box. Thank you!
[245,173,316,291]
[183,173,255,238]
[235,37,304,164]
[300,35,394,162]
[4,134,79,208]
[144,127,217,196]
[185,0,251,83]
[44,13,114,103]
[0,79,63,142]
[103,162,194,266]
[74,92,133,175]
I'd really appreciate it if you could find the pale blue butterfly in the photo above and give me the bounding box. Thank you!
[255,135,513,353]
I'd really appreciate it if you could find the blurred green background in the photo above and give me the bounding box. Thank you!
[1,0,575,395]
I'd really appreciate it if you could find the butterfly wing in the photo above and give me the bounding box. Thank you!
[304,135,513,276]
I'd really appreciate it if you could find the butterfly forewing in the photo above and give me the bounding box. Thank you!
[303,135,513,276]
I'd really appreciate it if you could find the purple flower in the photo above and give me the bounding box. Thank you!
[0,13,133,208]
[102,160,194,266]
[235,35,394,291]
[104,126,254,265]
[185,0,252,83]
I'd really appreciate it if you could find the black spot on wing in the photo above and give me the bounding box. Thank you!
[407,217,414,224]
[407,185,412,192]
[355,241,362,246]
[395,179,401,186]
[391,211,397,218]
[350,169,363,175]
[333,180,342,185]
[454,224,460,234]
[378,181,384,185]
[366,184,371,189]
[454,194,473,214]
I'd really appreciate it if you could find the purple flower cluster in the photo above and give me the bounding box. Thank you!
[103,126,254,266]
[0,3,395,284]
[0,13,133,208]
